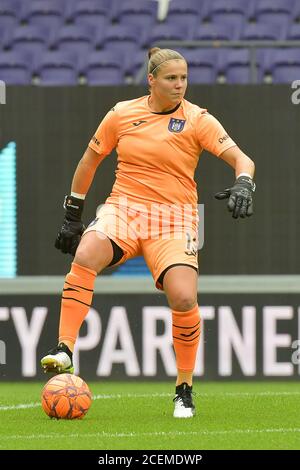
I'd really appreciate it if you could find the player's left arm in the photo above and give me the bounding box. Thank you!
[195,112,256,219]
[215,146,256,219]
[219,145,255,179]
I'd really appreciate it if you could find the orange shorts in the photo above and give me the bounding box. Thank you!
[84,203,198,290]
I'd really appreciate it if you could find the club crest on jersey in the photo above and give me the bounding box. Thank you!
[168,118,186,133]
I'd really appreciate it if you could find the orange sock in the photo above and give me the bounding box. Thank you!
[59,262,97,345]
[172,304,201,372]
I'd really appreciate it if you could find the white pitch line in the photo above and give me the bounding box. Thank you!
[1,428,300,441]
[0,402,41,411]
[0,393,171,411]
[1,391,300,412]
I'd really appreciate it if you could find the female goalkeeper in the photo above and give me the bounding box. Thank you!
[41,47,255,418]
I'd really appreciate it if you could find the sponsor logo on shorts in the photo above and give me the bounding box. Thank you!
[168,118,186,133]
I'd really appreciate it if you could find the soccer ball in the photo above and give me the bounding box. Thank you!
[41,373,92,419]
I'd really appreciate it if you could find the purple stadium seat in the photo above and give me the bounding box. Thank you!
[255,48,274,73]
[164,16,198,39]
[70,0,111,30]
[0,0,19,33]
[35,51,78,85]
[100,20,150,48]
[0,0,18,19]
[210,13,246,32]
[9,24,50,45]
[256,13,291,32]
[188,65,217,84]
[38,68,78,86]
[217,48,263,83]
[73,18,108,36]
[254,0,294,17]
[204,0,255,21]
[23,0,65,31]
[0,51,31,84]
[86,66,124,85]
[0,18,17,48]
[259,48,300,80]
[292,1,300,21]
[167,0,202,18]
[8,26,49,67]
[116,0,158,28]
[63,0,110,20]
[254,0,294,31]
[100,24,140,52]
[165,0,202,34]
[100,24,142,48]
[98,25,142,72]
[185,48,218,68]
[268,48,300,70]
[80,50,123,74]
[0,16,17,37]
[241,23,283,40]
[177,49,217,83]
[287,24,300,40]
[34,50,76,71]
[208,0,252,19]
[131,49,148,77]
[194,23,235,41]
[150,23,188,43]
[52,25,93,59]
[217,48,250,73]
[272,64,300,84]
[225,66,251,84]
[0,67,31,84]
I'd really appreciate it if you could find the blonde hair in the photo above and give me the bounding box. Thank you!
[148,47,186,76]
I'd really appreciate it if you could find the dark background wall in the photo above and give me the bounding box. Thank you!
[0,85,299,275]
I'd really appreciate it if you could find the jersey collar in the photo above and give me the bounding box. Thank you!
[151,102,181,115]
[147,96,181,115]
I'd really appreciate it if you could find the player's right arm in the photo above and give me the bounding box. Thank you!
[55,107,119,256]
[72,105,120,195]
[70,146,106,196]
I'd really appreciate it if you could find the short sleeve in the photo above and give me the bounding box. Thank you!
[195,112,236,157]
[88,106,119,157]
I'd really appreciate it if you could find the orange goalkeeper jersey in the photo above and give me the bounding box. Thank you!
[88,95,236,209]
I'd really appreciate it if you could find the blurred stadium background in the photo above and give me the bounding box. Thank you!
[1,0,300,450]
[1,0,300,84]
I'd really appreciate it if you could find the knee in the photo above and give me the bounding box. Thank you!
[73,232,114,273]
[74,249,94,272]
[168,293,197,312]
[74,246,102,273]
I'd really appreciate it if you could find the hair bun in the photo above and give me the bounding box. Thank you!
[148,47,161,59]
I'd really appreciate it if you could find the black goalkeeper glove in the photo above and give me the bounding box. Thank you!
[55,195,86,256]
[214,175,255,219]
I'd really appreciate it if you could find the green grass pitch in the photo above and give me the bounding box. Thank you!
[0,381,300,450]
